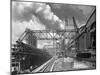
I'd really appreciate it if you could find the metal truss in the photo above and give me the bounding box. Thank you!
[18,28,77,42]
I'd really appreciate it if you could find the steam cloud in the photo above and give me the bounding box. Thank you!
[12,2,64,30]
[12,1,95,44]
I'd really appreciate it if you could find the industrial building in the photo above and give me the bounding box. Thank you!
[11,8,96,74]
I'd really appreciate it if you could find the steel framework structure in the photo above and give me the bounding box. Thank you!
[18,28,77,41]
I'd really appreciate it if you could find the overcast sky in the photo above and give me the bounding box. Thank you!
[12,1,95,46]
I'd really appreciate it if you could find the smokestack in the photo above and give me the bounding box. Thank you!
[72,16,78,30]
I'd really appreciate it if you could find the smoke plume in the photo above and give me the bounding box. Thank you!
[12,1,64,30]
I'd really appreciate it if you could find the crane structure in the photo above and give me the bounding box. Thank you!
[11,9,96,74]
[15,16,78,57]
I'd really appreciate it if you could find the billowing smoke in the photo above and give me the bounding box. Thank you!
[49,3,95,27]
[12,1,65,44]
[12,1,64,30]
[12,1,95,44]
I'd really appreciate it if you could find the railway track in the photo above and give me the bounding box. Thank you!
[32,56,57,73]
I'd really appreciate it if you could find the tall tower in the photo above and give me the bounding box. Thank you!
[72,16,79,51]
